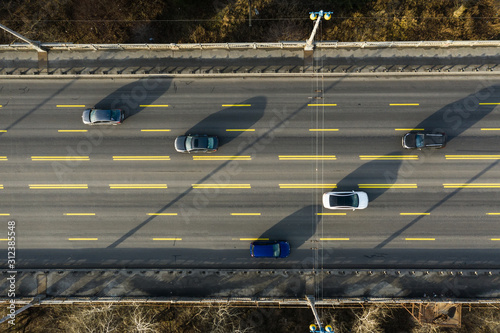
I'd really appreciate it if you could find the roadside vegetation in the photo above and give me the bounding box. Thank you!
[1,303,500,332]
[0,0,499,44]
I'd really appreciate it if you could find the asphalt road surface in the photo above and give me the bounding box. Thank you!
[1,76,500,269]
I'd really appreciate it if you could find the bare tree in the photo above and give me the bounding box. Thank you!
[62,304,118,333]
[351,305,390,333]
[128,304,159,333]
[194,305,253,333]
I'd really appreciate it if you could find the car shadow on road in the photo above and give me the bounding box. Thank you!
[374,84,500,249]
[106,95,269,249]
[409,84,500,141]
[183,96,265,147]
[333,152,403,204]
[105,79,350,250]
[93,77,171,119]
[257,205,322,252]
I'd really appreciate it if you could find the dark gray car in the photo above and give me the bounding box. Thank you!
[402,132,446,149]
[174,134,219,153]
[82,108,124,125]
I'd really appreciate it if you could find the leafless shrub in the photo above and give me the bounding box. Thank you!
[411,322,446,333]
[194,305,253,333]
[350,305,390,333]
[61,304,118,333]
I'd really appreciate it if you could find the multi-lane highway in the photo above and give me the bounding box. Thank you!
[1,76,500,269]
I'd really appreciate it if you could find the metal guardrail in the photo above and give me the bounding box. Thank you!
[1,40,500,51]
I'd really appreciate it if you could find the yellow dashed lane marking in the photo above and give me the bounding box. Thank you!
[113,156,170,161]
[140,105,169,107]
[395,128,424,131]
[279,155,336,161]
[481,128,500,131]
[65,213,95,216]
[279,184,336,189]
[492,238,500,241]
[390,103,419,106]
[193,156,251,161]
[316,213,347,216]
[153,238,182,241]
[309,129,339,132]
[68,238,97,241]
[360,155,418,161]
[141,129,171,132]
[30,184,87,189]
[239,238,269,241]
[192,184,251,189]
[148,213,178,216]
[222,104,251,107]
[231,213,261,216]
[320,238,350,241]
[57,105,86,107]
[308,104,337,106]
[359,184,417,189]
[109,184,168,189]
[0,213,10,216]
[487,213,500,215]
[0,239,8,241]
[400,213,430,216]
[443,183,500,188]
[405,238,435,241]
[226,129,255,132]
[0,130,6,132]
[58,130,88,133]
[31,156,89,161]
[446,155,500,160]
[479,103,500,105]
[0,156,7,161]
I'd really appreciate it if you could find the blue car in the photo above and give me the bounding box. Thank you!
[250,240,290,258]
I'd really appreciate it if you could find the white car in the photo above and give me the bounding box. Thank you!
[322,191,369,210]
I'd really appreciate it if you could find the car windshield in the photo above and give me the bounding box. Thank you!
[272,244,280,257]
[207,137,216,149]
[110,109,121,121]
[330,194,359,208]
[416,134,425,148]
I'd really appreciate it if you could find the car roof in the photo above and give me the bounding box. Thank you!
[252,243,276,257]
[91,109,112,121]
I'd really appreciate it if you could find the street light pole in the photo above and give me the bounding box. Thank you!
[248,0,252,27]
[305,10,333,51]
[0,23,45,53]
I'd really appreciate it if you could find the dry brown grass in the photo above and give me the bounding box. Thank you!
[2,303,500,333]
[1,0,498,44]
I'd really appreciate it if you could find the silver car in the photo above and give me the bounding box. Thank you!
[82,108,124,125]
[174,134,219,153]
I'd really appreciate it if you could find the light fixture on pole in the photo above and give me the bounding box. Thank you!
[305,10,333,51]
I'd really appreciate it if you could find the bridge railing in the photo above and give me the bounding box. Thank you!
[1,40,500,51]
